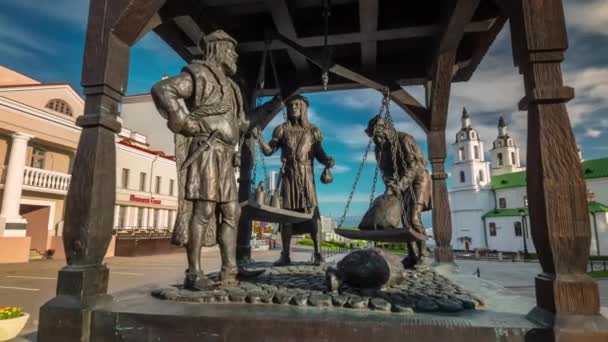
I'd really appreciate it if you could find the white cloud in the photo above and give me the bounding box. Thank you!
[564,0,608,36]
[586,128,603,138]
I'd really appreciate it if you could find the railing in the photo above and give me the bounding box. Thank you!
[22,166,71,195]
[589,259,608,272]
[319,247,350,260]
[113,226,173,238]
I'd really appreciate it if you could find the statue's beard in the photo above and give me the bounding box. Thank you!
[223,61,237,76]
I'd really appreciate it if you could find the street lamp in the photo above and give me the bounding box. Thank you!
[518,208,529,261]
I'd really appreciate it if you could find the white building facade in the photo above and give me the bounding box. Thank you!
[449,111,608,255]
[113,128,178,235]
[449,109,494,251]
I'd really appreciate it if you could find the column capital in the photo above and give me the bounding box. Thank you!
[11,132,34,141]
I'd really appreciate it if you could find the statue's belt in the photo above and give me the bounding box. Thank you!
[181,130,220,171]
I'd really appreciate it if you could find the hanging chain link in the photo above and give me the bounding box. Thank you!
[338,137,373,229]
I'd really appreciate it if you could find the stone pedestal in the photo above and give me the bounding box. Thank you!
[39,266,112,341]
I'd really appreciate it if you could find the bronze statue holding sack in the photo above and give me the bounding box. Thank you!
[361,115,432,267]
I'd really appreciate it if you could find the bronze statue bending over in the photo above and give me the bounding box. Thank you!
[255,95,335,266]
[365,115,432,267]
[151,30,258,290]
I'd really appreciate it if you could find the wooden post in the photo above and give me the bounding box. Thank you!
[427,129,454,263]
[426,52,458,264]
[37,1,164,340]
[506,0,608,338]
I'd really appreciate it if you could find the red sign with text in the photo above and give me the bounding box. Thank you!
[129,194,161,205]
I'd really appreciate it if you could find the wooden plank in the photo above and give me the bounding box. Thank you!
[238,18,497,52]
[436,0,480,53]
[274,32,430,131]
[153,22,198,62]
[173,15,204,46]
[359,0,379,69]
[453,16,508,81]
[113,0,166,46]
[264,0,310,72]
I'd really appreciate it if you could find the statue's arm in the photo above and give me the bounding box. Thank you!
[255,125,281,156]
[151,72,199,135]
[312,131,334,167]
[396,134,418,191]
[249,95,283,131]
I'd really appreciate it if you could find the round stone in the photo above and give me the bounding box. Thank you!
[290,293,309,306]
[214,291,230,303]
[199,293,215,303]
[369,298,391,312]
[346,296,368,309]
[331,294,349,307]
[437,298,464,312]
[392,304,415,314]
[308,294,332,307]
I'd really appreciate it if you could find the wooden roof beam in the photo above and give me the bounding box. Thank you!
[264,0,310,72]
[426,0,480,131]
[154,21,198,62]
[359,0,379,70]
[273,32,430,132]
[238,18,496,52]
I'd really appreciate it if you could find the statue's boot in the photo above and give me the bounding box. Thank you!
[273,253,291,266]
[184,270,216,291]
[313,253,324,266]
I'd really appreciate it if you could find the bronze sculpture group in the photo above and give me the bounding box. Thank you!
[151,30,431,291]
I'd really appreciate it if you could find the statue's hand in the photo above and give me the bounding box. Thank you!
[385,178,400,195]
[251,126,262,139]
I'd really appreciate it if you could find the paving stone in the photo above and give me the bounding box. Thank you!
[273,291,294,305]
[308,294,332,307]
[331,294,349,307]
[246,290,266,304]
[369,298,391,312]
[346,296,368,309]
[290,293,309,306]
[228,289,247,303]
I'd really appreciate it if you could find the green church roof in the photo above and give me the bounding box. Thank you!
[483,208,528,218]
[484,202,608,218]
[589,202,608,213]
[491,157,608,190]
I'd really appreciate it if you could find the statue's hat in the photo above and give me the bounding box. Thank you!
[286,94,309,107]
[200,30,237,49]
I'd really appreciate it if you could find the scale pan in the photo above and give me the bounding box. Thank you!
[335,228,427,243]
[240,199,313,224]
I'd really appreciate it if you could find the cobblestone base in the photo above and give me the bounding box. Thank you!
[151,262,484,314]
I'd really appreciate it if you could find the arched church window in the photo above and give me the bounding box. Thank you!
[460,171,465,183]
[474,146,480,159]
[479,170,484,182]
[45,99,73,116]
[511,152,516,165]
[471,132,476,139]
[458,147,465,161]
[508,139,512,147]
[497,153,503,166]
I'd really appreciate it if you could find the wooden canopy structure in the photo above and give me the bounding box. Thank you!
[38,1,608,341]
[152,0,505,132]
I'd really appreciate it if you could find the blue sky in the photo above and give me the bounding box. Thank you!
[1,1,607,225]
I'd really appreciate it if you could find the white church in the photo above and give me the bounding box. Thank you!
[449,109,608,256]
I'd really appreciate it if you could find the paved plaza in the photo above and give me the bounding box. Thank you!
[2,253,607,341]
[0,248,312,340]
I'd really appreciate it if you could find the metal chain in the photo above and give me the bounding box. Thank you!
[338,137,373,229]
